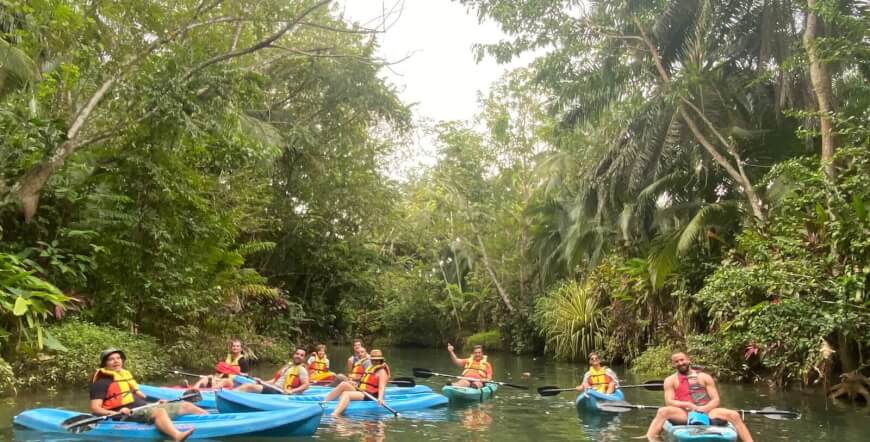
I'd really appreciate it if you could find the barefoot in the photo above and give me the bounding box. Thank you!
[176,428,194,441]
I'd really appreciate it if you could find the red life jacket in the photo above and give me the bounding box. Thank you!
[357,363,390,395]
[674,371,710,406]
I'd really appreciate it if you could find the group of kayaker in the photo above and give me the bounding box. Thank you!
[86,341,754,441]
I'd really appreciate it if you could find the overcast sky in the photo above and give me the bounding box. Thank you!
[337,0,528,123]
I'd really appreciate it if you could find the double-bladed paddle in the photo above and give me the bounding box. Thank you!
[596,401,801,420]
[61,391,203,433]
[537,380,664,396]
[170,369,415,389]
[413,368,529,390]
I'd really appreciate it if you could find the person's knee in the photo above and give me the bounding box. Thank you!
[716,409,740,421]
[654,407,671,418]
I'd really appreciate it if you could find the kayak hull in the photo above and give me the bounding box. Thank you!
[12,406,322,439]
[140,383,432,409]
[441,384,498,402]
[663,421,738,442]
[216,389,448,415]
[575,388,625,413]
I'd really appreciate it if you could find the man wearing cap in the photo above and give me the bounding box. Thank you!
[90,348,207,442]
[322,349,390,416]
[235,347,310,394]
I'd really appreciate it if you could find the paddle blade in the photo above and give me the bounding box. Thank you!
[641,381,664,391]
[596,400,636,413]
[537,386,564,396]
[758,407,801,420]
[390,377,416,387]
[412,368,434,378]
[61,414,104,433]
[180,390,203,402]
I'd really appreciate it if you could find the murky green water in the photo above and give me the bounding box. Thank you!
[2,346,868,441]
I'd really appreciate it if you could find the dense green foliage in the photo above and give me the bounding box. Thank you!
[0,0,867,394]
[14,321,168,390]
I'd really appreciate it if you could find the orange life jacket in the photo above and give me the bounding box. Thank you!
[462,355,491,379]
[308,354,329,374]
[349,356,369,381]
[358,363,390,395]
[92,368,139,410]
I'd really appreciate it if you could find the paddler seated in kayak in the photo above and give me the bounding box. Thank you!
[235,347,311,394]
[307,343,335,384]
[447,343,492,388]
[346,338,363,373]
[332,346,371,385]
[192,339,250,390]
[90,348,207,442]
[646,352,754,442]
[576,352,619,394]
[322,349,390,416]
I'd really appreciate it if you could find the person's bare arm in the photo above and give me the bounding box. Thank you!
[698,373,721,412]
[447,343,465,368]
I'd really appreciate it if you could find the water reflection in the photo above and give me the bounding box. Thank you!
[452,403,494,433]
[331,417,387,442]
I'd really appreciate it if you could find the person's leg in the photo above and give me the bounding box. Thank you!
[709,408,753,442]
[150,408,194,441]
[646,406,688,441]
[323,381,355,402]
[332,391,365,417]
[177,402,208,416]
[605,382,616,394]
[191,376,210,390]
[218,377,235,389]
[452,379,471,388]
[235,383,264,393]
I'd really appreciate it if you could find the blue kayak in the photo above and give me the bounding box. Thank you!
[13,406,322,439]
[139,383,432,409]
[663,421,738,442]
[575,388,625,413]
[216,389,448,415]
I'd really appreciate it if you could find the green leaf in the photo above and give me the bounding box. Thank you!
[42,328,68,352]
[13,296,30,316]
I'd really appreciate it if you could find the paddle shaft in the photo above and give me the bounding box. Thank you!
[599,402,800,419]
[420,369,527,389]
[362,391,399,416]
[64,392,200,431]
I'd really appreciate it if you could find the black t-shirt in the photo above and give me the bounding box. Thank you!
[89,377,148,410]
[237,357,251,374]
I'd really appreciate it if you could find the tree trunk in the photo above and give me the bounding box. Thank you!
[804,0,837,180]
[475,233,515,313]
[633,18,767,222]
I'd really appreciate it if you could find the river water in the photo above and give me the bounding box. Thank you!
[2,346,868,441]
